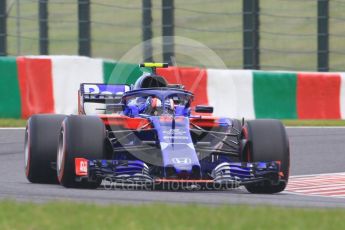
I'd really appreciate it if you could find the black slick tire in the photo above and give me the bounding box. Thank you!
[57,115,106,189]
[25,114,66,184]
[243,119,290,194]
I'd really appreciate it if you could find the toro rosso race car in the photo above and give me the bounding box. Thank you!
[25,63,290,193]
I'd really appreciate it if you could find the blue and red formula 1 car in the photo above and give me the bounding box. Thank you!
[25,63,290,193]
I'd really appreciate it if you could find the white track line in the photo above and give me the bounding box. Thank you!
[290,172,345,178]
[286,126,345,129]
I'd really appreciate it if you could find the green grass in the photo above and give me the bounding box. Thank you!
[282,119,345,127]
[0,200,344,230]
[0,119,26,127]
[1,119,345,127]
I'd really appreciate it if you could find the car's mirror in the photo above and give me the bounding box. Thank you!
[195,105,213,113]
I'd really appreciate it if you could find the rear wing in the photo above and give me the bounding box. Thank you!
[80,83,130,103]
[79,83,130,115]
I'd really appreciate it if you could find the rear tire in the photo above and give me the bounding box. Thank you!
[25,114,66,184]
[57,115,106,188]
[243,119,289,194]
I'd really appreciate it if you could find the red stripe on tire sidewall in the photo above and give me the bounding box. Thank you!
[25,124,30,178]
[57,122,66,183]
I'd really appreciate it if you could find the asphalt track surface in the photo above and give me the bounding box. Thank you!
[1,127,345,208]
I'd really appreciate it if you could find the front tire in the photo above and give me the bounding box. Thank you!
[57,115,106,188]
[243,119,290,194]
[25,114,66,184]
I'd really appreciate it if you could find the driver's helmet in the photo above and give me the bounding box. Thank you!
[151,97,162,109]
[143,96,175,115]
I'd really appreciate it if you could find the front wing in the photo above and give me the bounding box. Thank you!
[74,158,283,189]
